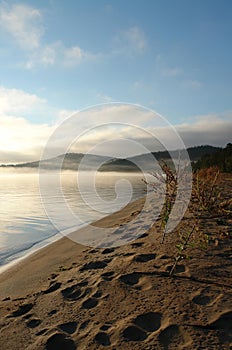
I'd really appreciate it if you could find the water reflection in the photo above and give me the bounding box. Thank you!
[0,171,146,266]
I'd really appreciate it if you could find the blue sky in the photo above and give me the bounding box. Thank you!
[0,0,232,162]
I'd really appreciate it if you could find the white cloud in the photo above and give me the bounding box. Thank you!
[0,86,54,162]
[25,42,59,69]
[0,92,231,164]
[0,3,100,69]
[64,46,84,64]
[0,3,43,50]
[0,3,147,69]
[24,41,100,69]
[0,86,46,115]
[176,114,232,147]
[0,114,53,163]
[0,86,78,163]
[114,26,147,55]
[62,45,100,67]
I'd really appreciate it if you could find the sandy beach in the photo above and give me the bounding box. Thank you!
[0,175,232,349]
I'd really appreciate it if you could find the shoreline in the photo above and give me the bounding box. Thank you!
[0,192,147,276]
[0,170,147,274]
[0,175,231,349]
[0,195,147,298]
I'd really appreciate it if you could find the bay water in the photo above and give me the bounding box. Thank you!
[0,170,146,269]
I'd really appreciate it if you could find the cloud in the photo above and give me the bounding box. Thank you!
[0,86,78,163]
[183,79,203,89]
[177,114,232,147]
[0,3,99,69]
[113,26,147,55]
[64,46,84,64]
[25,42,58,69]
[0,3,43,50]
[0,86,46,115]
[96,93,114,103]
[0,93,231,164]
[0,86,54,162]
[62,45,100,67]
[24,42,100,69]
[0,3,147,69]
[0,114,53,163]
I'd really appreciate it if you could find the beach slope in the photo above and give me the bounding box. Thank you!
[0,176,232,349]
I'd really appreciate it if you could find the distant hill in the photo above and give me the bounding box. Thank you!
[0,145,221,172]
[193,143,232,172]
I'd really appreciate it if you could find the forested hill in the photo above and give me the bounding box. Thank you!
[150,145,221,162]
[0,145,222,172]
[193,143,232,172]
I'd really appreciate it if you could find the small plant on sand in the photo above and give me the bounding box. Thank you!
[192,166,221,214]
[144,159,188,244]
[147,163,224,276]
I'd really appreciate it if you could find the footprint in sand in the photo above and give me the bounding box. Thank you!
[207,311,232,333]
[89,249,98,254]
[8,303,33,317]
[101,271,115,281]
[119,272,143,286]
[61,282,90,301]
[133,312,162,332]
[158,324,186,349]
[134,253,156,263]
[82,297,98,309]
[123,325,147,341]
[122,312,162,342]
[192,311,232,344]
[94,332,111,346]
[101,248,115,254]
[26,318,41,328]
[58,322,78,335]
[43,282,62,294]
[45,332,76,350]
[79,259,110,271]
[119,272,152,290]
[192,288,221,306]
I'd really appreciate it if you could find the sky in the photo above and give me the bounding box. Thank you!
[0,0,232,163]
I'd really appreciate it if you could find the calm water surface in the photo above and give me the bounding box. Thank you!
[0,171,146,268]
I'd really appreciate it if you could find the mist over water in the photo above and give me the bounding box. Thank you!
[0,170,147,267]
